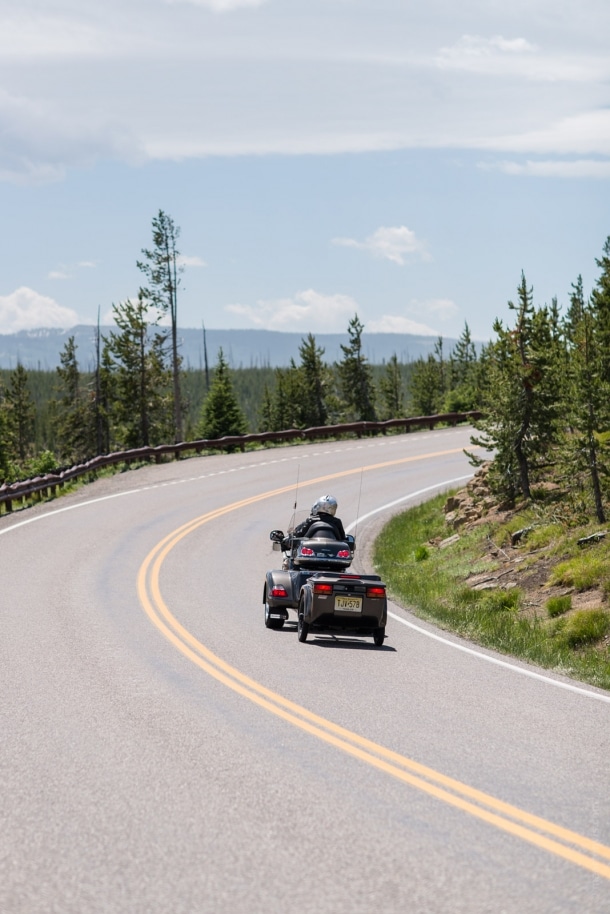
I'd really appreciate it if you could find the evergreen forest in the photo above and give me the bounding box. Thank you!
[2,213,610,527]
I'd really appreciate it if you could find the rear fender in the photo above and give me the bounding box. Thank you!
[265,569,299,607]
[299,580,314,622]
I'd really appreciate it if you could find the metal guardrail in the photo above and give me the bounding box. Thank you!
[0,411,481,514]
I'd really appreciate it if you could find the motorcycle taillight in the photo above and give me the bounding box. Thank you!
[366,586,386,598]
[313,582,333,594]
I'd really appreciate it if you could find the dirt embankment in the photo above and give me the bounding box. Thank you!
[440,465,608,618]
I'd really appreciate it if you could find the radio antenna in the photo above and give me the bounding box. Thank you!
[293,464,301,511]
[354,467,364,538]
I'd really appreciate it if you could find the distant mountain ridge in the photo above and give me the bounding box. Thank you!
[0,326,452,371]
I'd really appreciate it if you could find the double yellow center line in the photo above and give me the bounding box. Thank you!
[137,452,610,881]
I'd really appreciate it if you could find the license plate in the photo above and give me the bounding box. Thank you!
[335,595,362,613]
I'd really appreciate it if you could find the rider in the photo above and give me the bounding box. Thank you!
[292,494,346,542]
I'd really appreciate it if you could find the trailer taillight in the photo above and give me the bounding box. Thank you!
[313,582,334,594]
[366,586,386,598]
[337,549,351,558]
[300,546,314,556]
[271,587,288,598]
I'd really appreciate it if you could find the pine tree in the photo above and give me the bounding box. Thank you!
[0,381,11,479]
[52,337,96,463]
[258,385,274,433]
[137,210,184,442]
[96,341,115,455]
[379,353,404,419]
[268,368,292,431]
[4,363,36,463]
[446,323,480,412]
[337,314,376,422]
[565,275,586,337]
[450,323,477,384]
[198,348,247,440]
[433,336,448,402]
[470,274,563,503]
[296,333,330,428]
[563,303,607,522]
[272,365,296,430]
[408,353,444,416]
[560,240,610,521]
[105,293,172,449]
[590,235,610,382]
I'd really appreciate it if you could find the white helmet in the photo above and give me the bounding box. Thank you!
[311,494,338,517]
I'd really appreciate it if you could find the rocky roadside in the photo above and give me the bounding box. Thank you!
[437,464,609,620]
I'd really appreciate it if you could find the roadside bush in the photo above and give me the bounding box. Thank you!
[550,553,609,591]
[481,588,520,612]
[454,586,480,608]
[546,595,572,618]
[454,586,520,613]
[26,450,59,477]
[554,609,610,648]
[414,545,429,562]
[526,524,564,551]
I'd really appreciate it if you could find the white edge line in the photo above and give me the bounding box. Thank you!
[346,478,610,706]
[0,488,146,535]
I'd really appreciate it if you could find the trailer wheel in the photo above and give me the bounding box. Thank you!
[264,602,285,630]
[297,614,309,642]
[373,626,385,647]
[297,600,309,642]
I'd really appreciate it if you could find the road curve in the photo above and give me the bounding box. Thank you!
[1,427,608,914]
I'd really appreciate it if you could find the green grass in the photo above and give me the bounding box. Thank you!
[526,524,565,551]
[546,594,572,618]
[549,552,610,591]
[552,610,610,649]
[373,492,610,691]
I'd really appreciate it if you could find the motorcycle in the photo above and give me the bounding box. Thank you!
[262,511,387,646]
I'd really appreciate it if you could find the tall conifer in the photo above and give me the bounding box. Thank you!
[198,349,247,440]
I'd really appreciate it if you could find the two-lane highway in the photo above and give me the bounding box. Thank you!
[1,427,608,913]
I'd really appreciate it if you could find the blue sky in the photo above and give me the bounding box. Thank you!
[1,0,609,343]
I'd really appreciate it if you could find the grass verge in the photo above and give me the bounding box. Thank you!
[373,493,610,691]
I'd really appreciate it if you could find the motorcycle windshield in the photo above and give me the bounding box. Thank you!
[287,508,310,534]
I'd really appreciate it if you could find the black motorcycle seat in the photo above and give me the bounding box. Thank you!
[305,522,338,540]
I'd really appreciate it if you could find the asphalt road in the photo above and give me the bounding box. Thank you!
[1,427,609,914]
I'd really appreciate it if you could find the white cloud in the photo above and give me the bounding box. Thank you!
[439,35,537,64]
[1,2,609,180]
[479,158,610,178]
[332,226,430,265]
[164,0,268,9]
[367,315,439,336]
[367,298,458,336]
[436,34,608,83]
[437,35,536,68]
[226,289,358,332]
[48,261,98,280]
[483,110,610,156]
[0,15,118,62]
[412,298,459,320]
[0,287,80,333]
[0,87,142,184]
[101,307,117,326]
